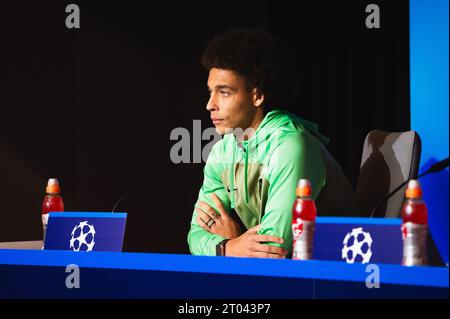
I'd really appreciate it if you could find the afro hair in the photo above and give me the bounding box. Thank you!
[201,27,295,110]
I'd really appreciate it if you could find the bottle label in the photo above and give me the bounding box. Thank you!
[41,213,49,250]
[292,219,315,260]
[401,222,428,266]
[42,213,49,229]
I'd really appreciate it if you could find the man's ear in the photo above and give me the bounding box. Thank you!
[252,88,265,107]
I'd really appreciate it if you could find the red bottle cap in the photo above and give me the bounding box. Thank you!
[405,179,423,199]
[46,178,61,194]
[296,179,312,197]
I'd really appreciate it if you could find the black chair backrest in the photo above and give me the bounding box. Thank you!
[356,130,422,217]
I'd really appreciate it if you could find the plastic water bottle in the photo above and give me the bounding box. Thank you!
[401,179,428,266]
[41,178,64,248]
[292,179,317,260]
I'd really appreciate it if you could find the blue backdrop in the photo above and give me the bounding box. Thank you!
[410,0,449,264]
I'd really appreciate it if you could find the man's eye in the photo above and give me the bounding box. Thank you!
[220,90,230,96]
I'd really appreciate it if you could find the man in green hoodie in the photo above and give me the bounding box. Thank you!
[188,28,358,258]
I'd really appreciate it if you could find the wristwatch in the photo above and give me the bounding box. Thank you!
[216,239,229,256]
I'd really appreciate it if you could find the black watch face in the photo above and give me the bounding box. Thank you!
[216,241,226,256]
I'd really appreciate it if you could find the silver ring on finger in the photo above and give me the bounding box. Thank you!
[206,218,216,228]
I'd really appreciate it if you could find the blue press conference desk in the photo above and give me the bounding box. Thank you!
[0,249,448,299]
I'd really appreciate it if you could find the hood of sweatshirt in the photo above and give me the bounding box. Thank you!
[224,109,330,209]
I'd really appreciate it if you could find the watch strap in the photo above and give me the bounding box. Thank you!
[216,239,229,256]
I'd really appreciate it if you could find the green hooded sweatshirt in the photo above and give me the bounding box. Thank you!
[188,109,331,256]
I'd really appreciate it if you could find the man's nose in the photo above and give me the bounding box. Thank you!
[206,95,217,111]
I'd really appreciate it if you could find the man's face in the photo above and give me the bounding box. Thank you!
[206,68,260,135]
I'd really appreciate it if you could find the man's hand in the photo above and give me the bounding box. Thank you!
[195,193,243,239]
[226,225,288,259]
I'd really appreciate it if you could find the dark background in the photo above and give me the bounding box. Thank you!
[0,0,409,253]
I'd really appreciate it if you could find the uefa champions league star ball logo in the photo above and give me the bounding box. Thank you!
[341,227,373,264]
[69,221,96,252]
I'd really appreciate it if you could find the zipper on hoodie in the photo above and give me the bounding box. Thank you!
[258,177,263,198]
[258,176,264,223]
